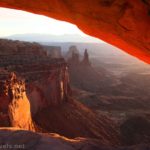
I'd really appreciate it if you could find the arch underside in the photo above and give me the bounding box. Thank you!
[0,0,150,63]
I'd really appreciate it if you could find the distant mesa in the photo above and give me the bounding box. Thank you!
[81,49,91,66]
[44,45,62,58]
[67,45,91,67]
[5,33,102,43]
[67,45,80,65]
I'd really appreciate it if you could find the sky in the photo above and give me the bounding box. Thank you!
[0,7,103,43]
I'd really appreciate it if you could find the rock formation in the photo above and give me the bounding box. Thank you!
[44,46,62,58]
[0,39,119,146]
[26,63,71,115]
[0,39,71,130]
[0,0,150,63]
[67,47,90,66]
[68,52,80,65]
[81,49,91,66]
[66,46,79,59]
[67,47,115,92]
[0,128,104,150]
[0,70,35,130]
[0,128,149,150]
[0,38,149,149]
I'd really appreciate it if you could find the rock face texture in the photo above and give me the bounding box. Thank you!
[0,128,149,150]
[0,71,35,130]
[0,128,102,150]
[34,98,119,145]
[27,63,71,115]
[0,0,150,63]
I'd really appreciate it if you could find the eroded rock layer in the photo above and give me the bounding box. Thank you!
[0,39,119,145]
[0,39,71,130]
[0,71,35,130]
[0,0,150,62]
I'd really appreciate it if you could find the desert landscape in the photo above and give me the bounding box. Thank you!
[0,38,150,149]
[0,0,150,149]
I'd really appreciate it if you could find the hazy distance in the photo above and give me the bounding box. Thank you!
[0,7,103,43]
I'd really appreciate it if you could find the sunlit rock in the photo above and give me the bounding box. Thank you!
[0,0,150,62]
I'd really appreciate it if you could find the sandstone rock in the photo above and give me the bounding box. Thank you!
[0,39,122,147]
[0,128,103,150]
[0,71,35,130]
[0,39,71,111]
[27,64,71,115]
[34,99,119,146]
[0,1,150,63]
[0,128,149,150]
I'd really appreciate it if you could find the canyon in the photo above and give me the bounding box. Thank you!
[0,39,122,149]
[67,44,150,146]
[0,0,150,148]
[0,39,150,149]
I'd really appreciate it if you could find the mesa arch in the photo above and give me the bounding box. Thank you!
[0,0,150,63]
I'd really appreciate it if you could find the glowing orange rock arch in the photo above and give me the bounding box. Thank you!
[0,0,150,63]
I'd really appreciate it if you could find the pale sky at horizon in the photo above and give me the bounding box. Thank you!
[0,7,103,43]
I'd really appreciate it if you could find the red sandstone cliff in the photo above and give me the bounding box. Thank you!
[26,65,71,115]
[0,71,35,130]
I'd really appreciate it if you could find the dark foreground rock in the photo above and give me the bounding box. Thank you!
[0,128,150,150]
